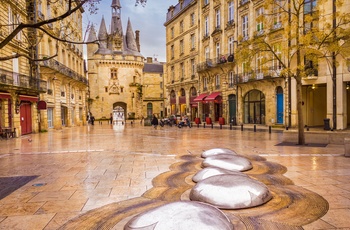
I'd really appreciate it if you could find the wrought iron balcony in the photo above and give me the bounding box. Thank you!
[197,54,235,72]
[0,68,47,92]
[235,67,283,84]
[39,57,88,84]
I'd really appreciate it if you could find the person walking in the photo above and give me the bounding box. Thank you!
[151,114,158,129]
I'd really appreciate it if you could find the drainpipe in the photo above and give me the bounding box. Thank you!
[332,0,337,130]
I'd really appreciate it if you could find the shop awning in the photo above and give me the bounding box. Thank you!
[20,95,38,102]
[204,92,221,101]
[0,93,11,99]
[193,93,208,102]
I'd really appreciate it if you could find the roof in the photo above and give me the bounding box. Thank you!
[143,63,163,73]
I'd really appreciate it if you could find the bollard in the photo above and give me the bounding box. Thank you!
[204,123,206,128]
[220,124,222,129]
[230,123,232,130]
[197,123,199,128]
[241,124,243,131]
[254,125,256,132]
[286,126,289,130]
[211,123,213,129]
[269,126,271,133]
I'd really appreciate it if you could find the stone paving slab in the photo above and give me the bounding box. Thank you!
[0,124,348,229]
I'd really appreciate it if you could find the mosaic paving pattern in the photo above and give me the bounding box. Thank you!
[60,153,328,229]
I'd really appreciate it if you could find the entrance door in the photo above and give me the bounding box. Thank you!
[276,86,284,124]
[228,94,236,124]
[20,103,32,135]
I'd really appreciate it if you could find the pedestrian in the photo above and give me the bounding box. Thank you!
[91,115,95,125]
[151,114,158,129]
[140,115,144,125]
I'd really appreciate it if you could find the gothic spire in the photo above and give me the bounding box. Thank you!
[87,24,97,42]
[110,0,123,35]
[125,18,138,52]
[98,16,108,48]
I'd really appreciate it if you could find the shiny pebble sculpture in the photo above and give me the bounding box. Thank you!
[124,201,234,230]
[190,174,272,209]
[202,148,237,158]
[202,154,253,172]
[192,166,249,182]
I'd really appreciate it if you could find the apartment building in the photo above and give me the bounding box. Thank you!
[165,0,350,130]
[37,0,88,130]
[0,0,47,137]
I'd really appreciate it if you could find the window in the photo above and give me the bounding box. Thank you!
[242,15,249,39]
[191,59,196,76]
[171,66,175,82]
[180,40,184,54]
[216,43,221,59]
[304,55,318,76]
[256,7,264,34]
[8,7,21,40]
[180,62,185,79]
[228,71,234,87]
[171,27,174,38]
[304,0,318,32]
[160,82,163,89]
[228,36,234,54]
[111,68,118,79]
[205,46,210,60]
[215,75,220,89]
[191,34,196,50]
[273,2,282,29]
[180,20,184,33]
[228,1,234,24]
[215,9,221,29]
[256,52,264,79]
[204,16,209,37]
[203,77,208,91]
[171,45,174,59]
[272,44,282,75]
[190,13,195,26]
[204,0,209,5]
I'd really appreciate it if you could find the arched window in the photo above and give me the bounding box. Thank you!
[244,90,265,124]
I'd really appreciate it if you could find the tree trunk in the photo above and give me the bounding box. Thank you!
[295,76,305,145]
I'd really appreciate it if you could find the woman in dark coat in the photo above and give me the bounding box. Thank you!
[151,114,158,129]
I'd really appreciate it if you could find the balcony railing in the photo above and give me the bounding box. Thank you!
[197,54,235,72]
[0,68,47,92]
[235,67,283,83]
[39,57,88,84]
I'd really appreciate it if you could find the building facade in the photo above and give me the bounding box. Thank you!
[143,57,166,119]
[165,0,350,130]
[86,0,145,122]
[37,0,88,130]
[0,0,88,137]
[0,0,47,137]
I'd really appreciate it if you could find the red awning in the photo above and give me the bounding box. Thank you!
[204,92,221,101]
[0,93,11,99]
[193,93,208,102]
[20,95,38,102]
[38,100,47,110]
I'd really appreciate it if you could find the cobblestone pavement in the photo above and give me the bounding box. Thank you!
[0,123,349,229]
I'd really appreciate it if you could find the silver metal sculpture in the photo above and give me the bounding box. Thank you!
[202,154,253,172]
[190,174,272,209]
[192,166,248,183]
[202,148,237,158]
[124,201,234,230]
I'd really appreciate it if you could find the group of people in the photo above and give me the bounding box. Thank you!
[87,113,95,125]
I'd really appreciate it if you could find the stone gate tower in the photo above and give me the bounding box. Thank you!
[87,0,144,121]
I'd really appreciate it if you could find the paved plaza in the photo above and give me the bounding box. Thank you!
[0,123,349,229]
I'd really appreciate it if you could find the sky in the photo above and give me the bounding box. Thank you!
[83,0,179,62]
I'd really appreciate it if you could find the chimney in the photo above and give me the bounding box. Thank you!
[135,30,140,52]
[146,57,153,63]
